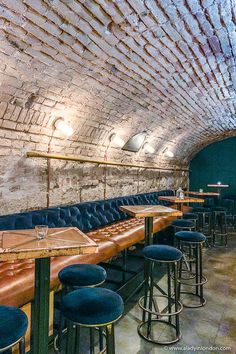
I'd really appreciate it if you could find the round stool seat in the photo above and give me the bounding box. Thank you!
[175,231,206,243]
[183,213,198,220]
[172,219,195,228]
[62,288,124,326]
[211,206,227,212]
[58,264,107,287]
[143,245,182,262]
[0,305,28,350]
[192,207,211,213]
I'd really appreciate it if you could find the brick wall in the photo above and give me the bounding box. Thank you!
[0,125,188,214]
[0,0,235,214]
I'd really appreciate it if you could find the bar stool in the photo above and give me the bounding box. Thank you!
[210,207,228,246]
[175,231,207,308]
[138,245,183,345]
[183,213,198,230]
[172,219,195,231]
[172,219,195,272]
[192,207,211,233]
[58,264,107,289]
[61,288,124,354]
[0,305,28,354]
[56,264,107,352]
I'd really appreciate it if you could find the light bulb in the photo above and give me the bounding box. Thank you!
[110,133,125,147]
[143,142,155,154]
[54,118,73,136]
[217,181,222,185]
[165,149,174,158]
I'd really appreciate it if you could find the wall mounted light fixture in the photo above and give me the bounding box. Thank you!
[163,147,174,158]
[109,133,125,147]
[143,142,155,154]
[54,118,73,137]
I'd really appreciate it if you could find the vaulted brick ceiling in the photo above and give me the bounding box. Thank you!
[0,0,235,166]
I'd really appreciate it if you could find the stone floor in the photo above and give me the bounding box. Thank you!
[52,233,236,354]
[114,234,236,354]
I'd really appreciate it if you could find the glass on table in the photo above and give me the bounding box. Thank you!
[35,225,48,239]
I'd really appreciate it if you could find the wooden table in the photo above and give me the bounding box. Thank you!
[207,184,229,195]
[186,191,220,197]
[119,205,182,299]
[158,196,205,212]
[119,205,182,245]
[207,184,229,203]
[0,227,98,354]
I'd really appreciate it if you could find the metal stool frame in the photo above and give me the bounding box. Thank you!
[177,239,207,308]
[64,315,122,354]
[55,276,106,353]
[211,211,228,247]
[138,257,183,345]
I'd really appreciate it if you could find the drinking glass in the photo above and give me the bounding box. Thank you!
[35,225,48,239]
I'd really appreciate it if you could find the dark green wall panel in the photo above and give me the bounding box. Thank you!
[190,137,236,197]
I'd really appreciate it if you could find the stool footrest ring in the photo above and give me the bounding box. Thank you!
[178,274,207,287]
[138,295,183,317]
[138,319,182,345]
[180,291,206,308]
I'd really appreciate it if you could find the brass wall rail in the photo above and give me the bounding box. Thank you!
[26,151,189,172]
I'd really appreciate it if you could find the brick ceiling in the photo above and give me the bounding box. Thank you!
[0,0,236,166]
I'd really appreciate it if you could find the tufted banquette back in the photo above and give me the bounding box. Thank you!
[0,190,174,233]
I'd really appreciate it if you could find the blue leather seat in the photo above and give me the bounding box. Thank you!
[172,219,195,228]
[192,207,211,213]
[211,206,227,212]
[58,264,107,288]
[62,288,124,326]
[0,305,28,351]
[183,213,198,220]
[143,245,182,262]
[175,231,206,243]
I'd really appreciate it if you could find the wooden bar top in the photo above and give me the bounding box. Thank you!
[186,191,220,196]
[158,196,204,203]
[120,205,182,218]
[0,227,98,261]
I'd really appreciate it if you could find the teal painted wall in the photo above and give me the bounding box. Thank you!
[190,137,236,197]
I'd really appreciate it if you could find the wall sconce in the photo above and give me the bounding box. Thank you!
[110,133,125,147]
[143,142,155,154]
[163,148,174,158]
[54,118,73,137]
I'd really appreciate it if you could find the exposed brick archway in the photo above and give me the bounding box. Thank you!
[0,0,235,213]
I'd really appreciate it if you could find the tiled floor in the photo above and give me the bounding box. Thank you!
[114,234,236,354]
[52,234,236,354]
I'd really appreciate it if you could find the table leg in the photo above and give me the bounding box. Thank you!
[144,216,153,246]
[32,257,50,354]
[179,204,183,213]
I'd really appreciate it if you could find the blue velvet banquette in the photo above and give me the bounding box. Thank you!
[0,189,174,232]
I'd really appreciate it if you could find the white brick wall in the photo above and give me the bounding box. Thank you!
[0,0,235,213]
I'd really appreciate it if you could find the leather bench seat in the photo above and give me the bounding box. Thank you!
[0,189,175,308]
[0,215,174,308]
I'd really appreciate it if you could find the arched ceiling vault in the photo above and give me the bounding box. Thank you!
[0,0,235,167]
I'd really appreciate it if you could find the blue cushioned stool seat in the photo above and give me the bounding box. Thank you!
[211,206,227,212]
[143,245,182,262]
[58,264,107,287]
[192,207,211,213]
[175,231,206,243]
[0,305,28,350]
[62,288,124,326]
[183,213,198,220]
[172,219,195,228]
